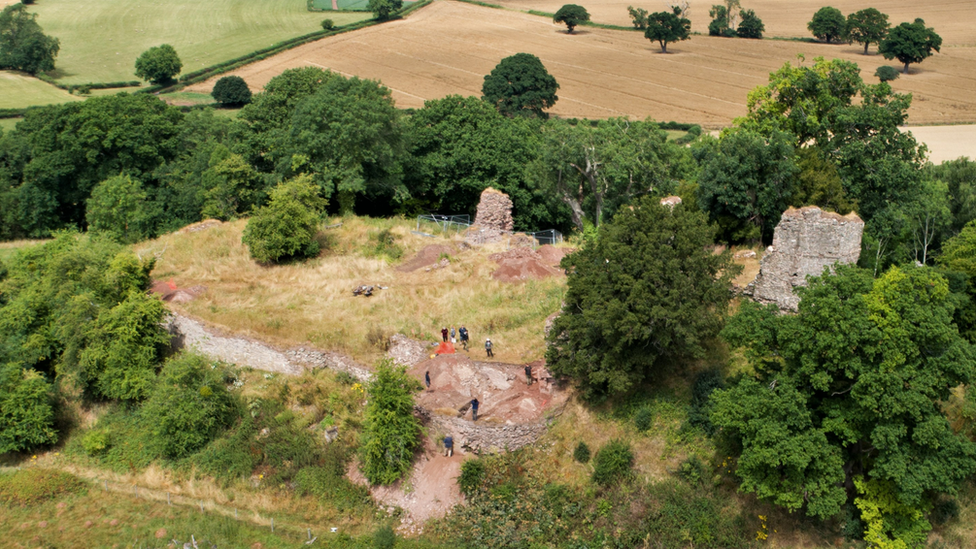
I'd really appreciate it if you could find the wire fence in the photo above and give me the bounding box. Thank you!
[414,215,563,248]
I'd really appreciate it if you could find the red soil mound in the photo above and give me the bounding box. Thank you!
[396,244,455,272]
[488,247,562,282]
[434,342,456,355]
[150,279,207,303]
[536,245,575,267]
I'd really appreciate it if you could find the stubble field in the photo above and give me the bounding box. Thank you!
[491,0,976,46]
[186,0,976,128]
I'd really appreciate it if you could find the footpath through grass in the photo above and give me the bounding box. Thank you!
[31,0,371,85]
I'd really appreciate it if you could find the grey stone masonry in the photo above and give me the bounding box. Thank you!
[747,206,864,311]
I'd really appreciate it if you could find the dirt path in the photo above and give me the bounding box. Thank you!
[349,438,468,535]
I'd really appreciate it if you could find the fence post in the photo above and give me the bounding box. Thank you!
[104,480,108,491]
[271,518,274,532]
[167,492,171,506]
[200,501,204,512]
[134,485,137,497]
[308,528,311,540]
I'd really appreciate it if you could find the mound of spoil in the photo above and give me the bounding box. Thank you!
[149,280,207,303]
[409,354,565,425]
[488,246,571,282]
[396,244,455,272]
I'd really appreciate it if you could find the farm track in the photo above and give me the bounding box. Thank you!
[186,0,976,126]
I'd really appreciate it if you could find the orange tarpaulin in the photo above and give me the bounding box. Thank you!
[434,342,456,355]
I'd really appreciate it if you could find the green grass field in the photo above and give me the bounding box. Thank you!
[0,71,81,109]
[311,0,415,10]
[30,0,371,85]
[0,117,20,134]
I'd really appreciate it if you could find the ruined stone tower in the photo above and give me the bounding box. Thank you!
[747,206,864,311]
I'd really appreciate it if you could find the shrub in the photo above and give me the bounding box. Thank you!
[368,0,402,21]
[370,228,403,260]
[321,18,335,30]
[0,364,58,453]
[0,469,86,506]
[242,175,327,264]
[875,65,901,82]
[931,498,960,526]
[676,455,707,485]
[141,353,239,459]
[633,406,653,432]
[573,441,591,463]
[294,448,369,511]
[373,525,397,549]
[458,458,486,497]
[592,439,633,486]
[358,359,423,485]
[211,75,252,107]
[736,9,764,39]
[134,44,182,85]
[366,326,390,351]
[686,369,725,434]
[82,428,111,456]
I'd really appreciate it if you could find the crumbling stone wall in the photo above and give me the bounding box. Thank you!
[427,414,552,453]
[467,188,514,244]
[747,206,864,310]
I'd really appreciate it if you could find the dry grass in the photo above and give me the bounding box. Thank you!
[0,238,49,262]
[137,216,567,366]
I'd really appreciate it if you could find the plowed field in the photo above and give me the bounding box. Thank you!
[492,0,976,47]
[187,1,976,127]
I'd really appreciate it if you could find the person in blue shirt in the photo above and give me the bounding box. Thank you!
[470,398,480,421]
[443,435,454,457]
[425,370,431,390]
[485,338,493,358]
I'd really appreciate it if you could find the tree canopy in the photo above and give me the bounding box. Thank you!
[241,175,327,264]
[211,75,252,107]
[367,0,402,21]
[713,265,976,524]
[134,44,182,85]
[0,3,59,74]
[545,197,738,399]
[358,359,423,485]
[693,129,798,242]
[644,7,691,53]
[879,18,942,74]
[735,9,764,39]
[482,53,559,119]
[535,117,694,231]
[553,4,590,33]
[845,8,890,54]
[807,6,846,43]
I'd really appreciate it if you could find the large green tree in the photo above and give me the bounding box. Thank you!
[713,265,976,525]
[644,7,691,53]
[693,129,798,243]
[0,94,183,237]
[879,18,942,74]
[0,363,57,453]
[553,4,590,33]
[242,175,327,264]
[845,8,890,54]
[0,4,59,74]
[808,6,846,43]
[134,44,182,85]
[403,95,557,229]
[545,197,738,398]
[736,9,764,39]
[287,75,403,213]
[359,359,423,485]
[535,117,694,231]
[367,0,402,21]
[85,175,152,244]
[482,53,559,119]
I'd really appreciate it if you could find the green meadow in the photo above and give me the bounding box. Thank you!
[30,0,370,85]
[0,70,81,109]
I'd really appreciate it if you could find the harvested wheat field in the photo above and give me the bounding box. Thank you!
[494,0,976,46]
[187,0,976,126]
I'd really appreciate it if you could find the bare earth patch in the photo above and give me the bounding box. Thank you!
[185,1,976,126]
[348,438,468,535]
